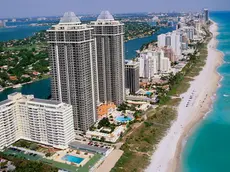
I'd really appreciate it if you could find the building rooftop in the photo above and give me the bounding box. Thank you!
[69,141,108,154]
[31,98,61,105]
[9,92,20,96]
[97,103,116,116]
[0,99,12,106]
[125,60,139,67]
[59,11,81,24]
[97,11,114,21]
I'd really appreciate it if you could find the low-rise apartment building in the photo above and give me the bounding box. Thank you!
[0,92,75,150]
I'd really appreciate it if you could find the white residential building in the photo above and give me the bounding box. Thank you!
[171,31,182,58]
[157,34,166,47]
[180,26,195,40]
[194,20,202,36]
[86,126,125,143]
[158,31,182,59]
[161,56,171,73]
[139,49,171,80]
[0,93,75,150]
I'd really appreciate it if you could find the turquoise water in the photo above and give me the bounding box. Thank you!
[182,11,230,172]
[62,154,84,164]
[115,116,133,123]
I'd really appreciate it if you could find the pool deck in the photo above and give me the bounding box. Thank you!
[50,148,93,167]
[115,115,134,123]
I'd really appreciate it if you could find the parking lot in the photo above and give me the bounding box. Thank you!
[87,141,111,149]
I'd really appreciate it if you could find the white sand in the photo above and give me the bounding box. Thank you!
[145,22,223,172]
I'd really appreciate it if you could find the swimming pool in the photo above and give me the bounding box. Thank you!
[146,91,152,95]
[62,154,84,164]
[115,116,133,123]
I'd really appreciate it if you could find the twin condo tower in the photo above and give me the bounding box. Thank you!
[47,11,125,131]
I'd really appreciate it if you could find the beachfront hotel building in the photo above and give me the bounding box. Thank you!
[47,12,98,132]
[90,11,125,105]
[125,61,140,94]
[0,93,75,150]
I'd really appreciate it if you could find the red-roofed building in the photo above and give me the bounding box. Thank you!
[9,76,18,81]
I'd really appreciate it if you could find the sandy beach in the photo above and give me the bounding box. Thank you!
[145,22,223,172]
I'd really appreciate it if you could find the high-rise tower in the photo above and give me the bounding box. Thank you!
[90,11,125,105]
[204,9,209,23]
[125,61,139,94]
[47,12,98,132]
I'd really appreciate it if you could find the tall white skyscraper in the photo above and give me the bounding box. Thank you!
[171,31,182,58]
[47,12,98,132]
[158,34,166,47]
[90,11,125,105]
[194,20,201,36]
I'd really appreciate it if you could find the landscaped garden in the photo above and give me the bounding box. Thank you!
[12,139,58,157]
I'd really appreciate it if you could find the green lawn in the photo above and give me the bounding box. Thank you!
[3,149,42,161]
[3,148,102,172]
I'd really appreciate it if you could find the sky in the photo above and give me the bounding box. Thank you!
[0,0,229,18]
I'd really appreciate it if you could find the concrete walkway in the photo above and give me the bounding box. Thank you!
[95,149,123,172]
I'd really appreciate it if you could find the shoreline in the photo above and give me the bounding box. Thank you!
[172,21,224,172]
[145,21,223,172]
[0,76,50,93]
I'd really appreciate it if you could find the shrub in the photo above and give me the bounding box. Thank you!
[29,143,38,150]
[45,152,52,157]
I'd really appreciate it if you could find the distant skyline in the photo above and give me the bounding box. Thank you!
[0,0,229,18]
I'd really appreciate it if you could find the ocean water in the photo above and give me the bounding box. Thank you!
[182,11,230,172]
